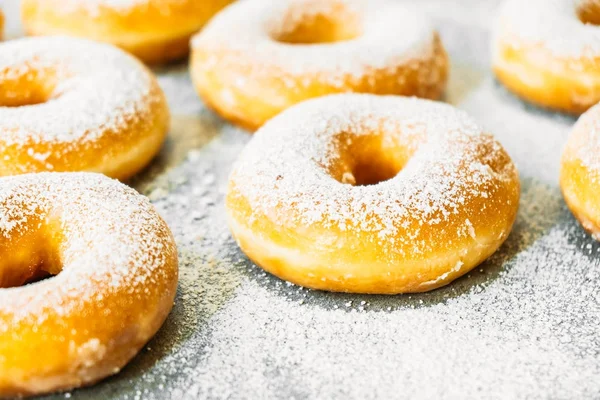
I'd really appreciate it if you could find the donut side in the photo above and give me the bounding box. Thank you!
[492,41,600,114]
[21,0,233,63]
[561,105,600,239]
[0,8,4,41]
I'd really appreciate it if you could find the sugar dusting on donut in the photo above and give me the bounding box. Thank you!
[0,36,159,149]
[229,94,517,256]
[495,0,600,58]
[0,173,176,329]
[565,103,600,178]
[192,0,442,88]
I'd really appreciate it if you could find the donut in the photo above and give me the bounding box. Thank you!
[0,173,178,397]
[21,0,233,64]
[191,0,449,130]
[561,102,600,238]
[226,94,520,294]
[0,36,169,180]
[0,8,4,41]
[493,0,600,114]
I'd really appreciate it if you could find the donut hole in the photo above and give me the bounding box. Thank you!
[346,158,401,186]
[333,134,414,186]
[577,1,600,25]
[270,1,361,44]
[0,222,63,288]
[0,69,59,107]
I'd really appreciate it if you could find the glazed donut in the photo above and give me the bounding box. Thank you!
[21,0,233,64]
[191,0,448,130]
[0,36,169,180]
[0,173,178,397]
[226,94,520,294]
[493,0,600,114]
[561,102,600,238]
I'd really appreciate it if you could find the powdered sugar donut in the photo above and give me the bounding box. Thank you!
[493,0,600,114]
[561,102,600,238]
[0,36,169,180]
[191,0,448,130]
[227,94,520,294]
[21,0,233,64]
[0,173,178,397]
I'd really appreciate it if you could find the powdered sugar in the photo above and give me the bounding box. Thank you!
[229,94,517,256]
[563,102,600,176]
[187,222,600,399]
[493,0,600,58]
[0,172,176,328]
[3,1,600,399]
[192,0,439,81]
[0,36,156,146]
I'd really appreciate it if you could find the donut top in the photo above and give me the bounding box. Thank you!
[0,173,175,330]
[0,36,158,147]
[192,0,438,80]
[566,103,600,176]
[230,94,517,254]
[495,0,600,58]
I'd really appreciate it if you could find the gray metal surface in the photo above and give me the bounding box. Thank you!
[4,0,599,398]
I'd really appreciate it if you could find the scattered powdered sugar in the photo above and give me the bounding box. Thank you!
[493,0,600,58]
[192,0,440,82]
[229,94,517,256]
[172,223,600,400]
[0,173,176,329]
[3,1,600,399]
[0,36,157,146]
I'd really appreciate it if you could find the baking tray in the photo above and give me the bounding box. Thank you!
[3,0,600,398]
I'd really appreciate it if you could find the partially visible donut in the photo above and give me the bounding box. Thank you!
[493,0,600,114]
[191,0,448,130]
[0,173,178,397]
[561,102,600,238]
[21,0,233,64]
[0,36,169,180]
[226,94,520,294]
[0,7,4,41]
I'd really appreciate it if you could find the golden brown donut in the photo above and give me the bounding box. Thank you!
[0,36,169,180]
[0,172,178,397]
[226,94,520,294]
[21,0,233,64]
[0,7,4,41]
[493,0,600,114]
[561,102,600,238]
[191,0,448,130]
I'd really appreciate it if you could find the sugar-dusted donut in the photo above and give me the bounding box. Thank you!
[191,0,449,130]
[21,0,233,64]
[0,173,178,397]
[561,102,600,238]
[0,36,169,180]
[493,0,600,114]
[226,94,520,294]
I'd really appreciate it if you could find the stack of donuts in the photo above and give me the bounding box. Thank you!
[0,0,598,396]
